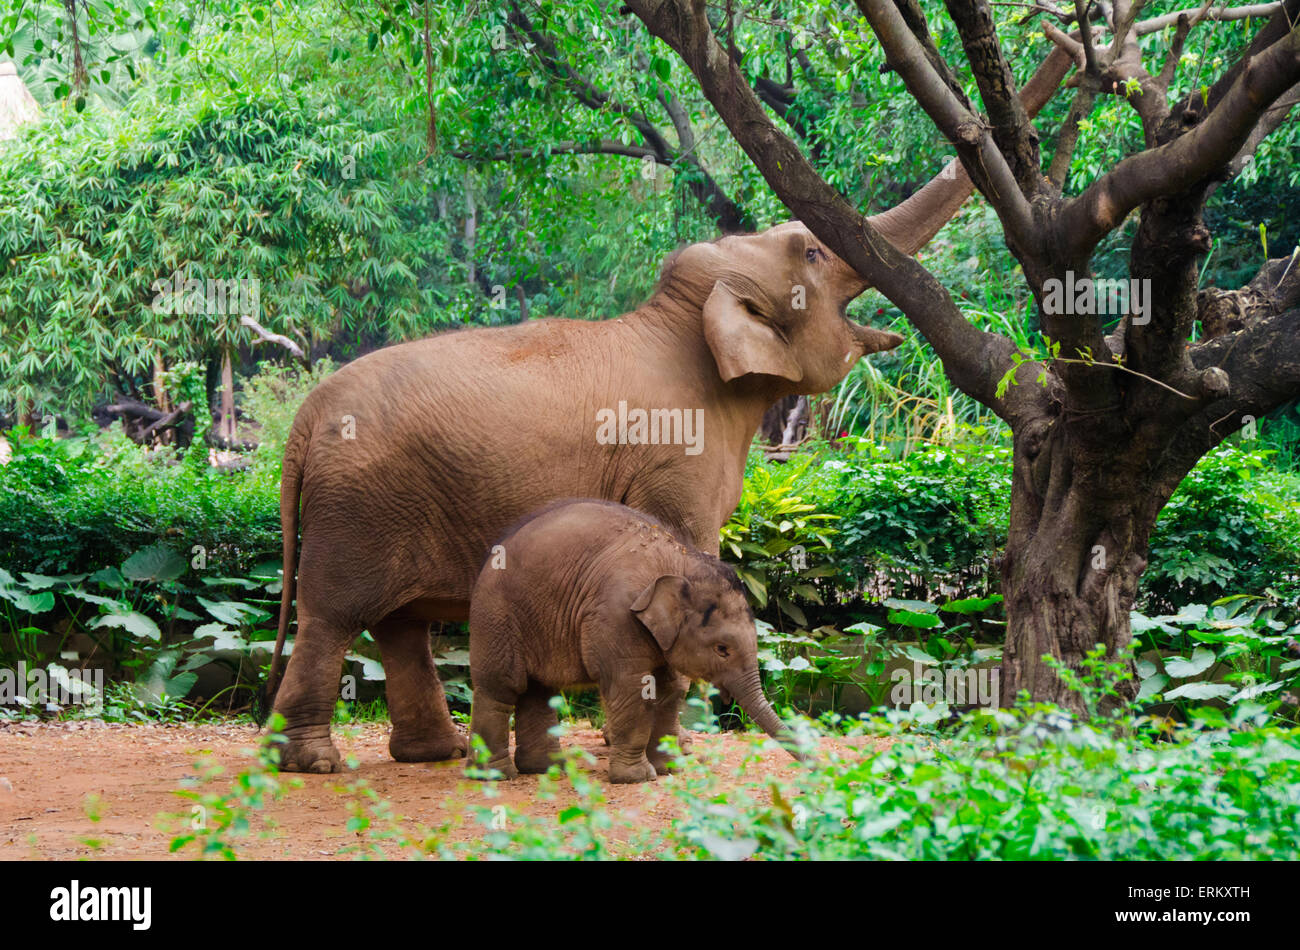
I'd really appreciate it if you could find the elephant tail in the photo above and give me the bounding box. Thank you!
[262,416,308,721]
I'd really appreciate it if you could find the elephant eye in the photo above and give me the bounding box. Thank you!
[805,247,825,263]
[715,643,730,658]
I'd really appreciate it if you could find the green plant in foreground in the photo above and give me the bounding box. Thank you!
[167,714,297,859]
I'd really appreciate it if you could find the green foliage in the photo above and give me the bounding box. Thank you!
[1144,445,1300,609]
[0,10,459,416]
[805,438,1013,603]
[307,680,1300,861]
[238,359,337,463]
[0,426,281,575]
[168,715,297,860]
[720,454,838,628]
[1132,592,1300,727]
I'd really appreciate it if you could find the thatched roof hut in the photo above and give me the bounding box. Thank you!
[0,62,41,140]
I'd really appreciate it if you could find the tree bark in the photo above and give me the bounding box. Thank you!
[1000,430,1151,710]
[219,347,236,445]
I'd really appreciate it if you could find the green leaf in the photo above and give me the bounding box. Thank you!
[92,611,161,641]
[346,654,386,681]
[197,597,271,626]
[87,567,129,589]
[940,594,1003,614]
[898,645,939,666]
[1162,682,1234,701]
[777,598,808,627]
[122,544,186,583]
[1135,672,1168,702]
[21,572,85,589]
[882,598,939,614]
[888,609,944,629]
[1163,648,1216,679]
[0,585,55,614]
[194,622,247,651]
[133,651,197,703]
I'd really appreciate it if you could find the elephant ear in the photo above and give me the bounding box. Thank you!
[631,574,690,653]
[703,282,803,384]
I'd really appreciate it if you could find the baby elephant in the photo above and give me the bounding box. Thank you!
[467,499,800,783]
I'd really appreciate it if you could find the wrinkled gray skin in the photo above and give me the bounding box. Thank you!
[468,500,799,783]
[268,213,955,773]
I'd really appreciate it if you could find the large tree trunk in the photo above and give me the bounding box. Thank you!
[999,428,1152,711]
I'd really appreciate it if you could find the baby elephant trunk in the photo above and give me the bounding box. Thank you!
[721,667,809,763]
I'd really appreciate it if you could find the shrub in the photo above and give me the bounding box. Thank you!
[239,359,336,464]
[0,427,281,576]
[1144,445,1300,610]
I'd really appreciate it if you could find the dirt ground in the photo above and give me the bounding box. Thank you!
[0,720,886,859]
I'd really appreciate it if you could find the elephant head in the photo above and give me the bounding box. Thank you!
[631,561,808,761]
[642,47,1078,397]
[652,221,904,395]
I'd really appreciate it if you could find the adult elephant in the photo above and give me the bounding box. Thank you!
[263,164,1005,772]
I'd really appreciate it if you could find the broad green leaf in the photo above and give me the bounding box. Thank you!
[122,544,186,583]
[92,611,161,641]
[882,597,939,614]
[1164,648,1216,679]
[1135,672,1168,702]
[197,596,271,626]
[940,594,1003,614]
[888,609,944,629]
[1162,682,1234,701]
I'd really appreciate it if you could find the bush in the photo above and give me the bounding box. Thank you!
[365,680,1300,860]
[0,427,280,576]
[1144,444,1300,610]
[239,359,336,464]
[731,438,1300,617]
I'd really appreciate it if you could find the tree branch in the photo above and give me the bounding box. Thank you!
[943,0,1045,194]
[1058,17,1300,256]
[1137,1,1281,35]
[506,0,748,229]
[453,140,662,162]
[241,315,309,367]
[856,0,1038,251]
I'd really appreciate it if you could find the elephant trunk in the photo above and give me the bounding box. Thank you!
[722,667,809,763]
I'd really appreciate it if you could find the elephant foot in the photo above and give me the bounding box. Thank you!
[514,743,561,774]
[390,726,467,763]
[608,756,657,784]
[647,747,682,774]
[279,736,343,774]
[467,754,518,781]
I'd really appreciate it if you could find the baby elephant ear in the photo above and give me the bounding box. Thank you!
[631,574,691,652]
[703,282,803,384]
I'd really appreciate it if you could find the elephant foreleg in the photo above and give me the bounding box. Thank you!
[646,667,687,775]
[600,673,658,784]
[373,615,466,762]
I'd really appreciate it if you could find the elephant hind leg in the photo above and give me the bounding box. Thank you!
[513,682,561,773]
[373,614,466,762]
[467,691,518,780]
[272,612,353,773]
